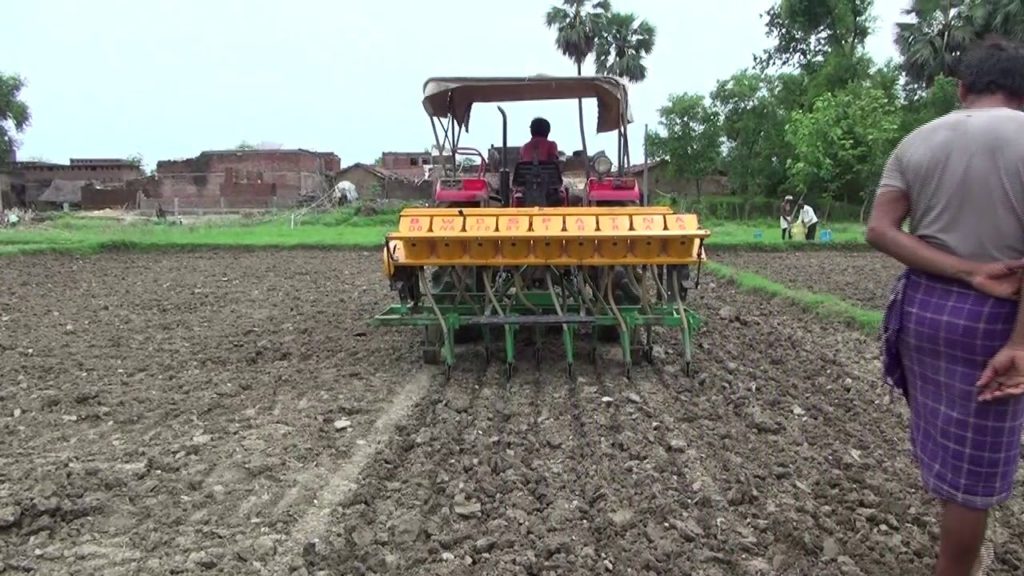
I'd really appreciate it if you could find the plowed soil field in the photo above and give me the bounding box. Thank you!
[2,250,1023,576]
[712,251,903,311]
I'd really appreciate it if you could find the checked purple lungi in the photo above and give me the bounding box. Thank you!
[883,268,1024,509]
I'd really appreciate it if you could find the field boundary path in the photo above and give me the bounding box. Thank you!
[265,368,434,574]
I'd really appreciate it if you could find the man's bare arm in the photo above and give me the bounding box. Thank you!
[866,187,982,281]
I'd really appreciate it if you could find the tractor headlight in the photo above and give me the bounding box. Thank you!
[593,155,613,176]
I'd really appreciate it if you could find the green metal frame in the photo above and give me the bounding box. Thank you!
[372,289,702,380]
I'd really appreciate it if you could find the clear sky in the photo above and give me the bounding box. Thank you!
[3,0,909,170]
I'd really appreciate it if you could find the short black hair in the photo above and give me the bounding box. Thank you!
[530,117,551,138]
[958,36,1024,99]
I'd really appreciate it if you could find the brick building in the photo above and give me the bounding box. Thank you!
[7,158,145,207]
[144,148,341,210]
[378,151,433,181]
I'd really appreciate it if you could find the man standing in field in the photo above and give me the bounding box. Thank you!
[867,38,1024,576]
[797,201,818,241]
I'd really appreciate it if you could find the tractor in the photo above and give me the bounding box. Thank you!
[372,75,709,381]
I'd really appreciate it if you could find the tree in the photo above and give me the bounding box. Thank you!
[785,81,901,204]
[710,71,791,196]
[126,153,146,173]
[646,93,723,200]
[594,12,657,82]
[899,74,960,134]
[988,0,1024,40]
[0,73,30,166]
[758,0,875,71]
[894,0,989,89]
[235,141,256,150]
[546,0,612,165]
[801,49,878,103]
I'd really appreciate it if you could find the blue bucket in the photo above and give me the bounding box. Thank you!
[753,229,764,241]
[819,229,833,243]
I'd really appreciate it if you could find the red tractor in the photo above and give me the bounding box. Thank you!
[412,75,691,365]
[422,76,643,210]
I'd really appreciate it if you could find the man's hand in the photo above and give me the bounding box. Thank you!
[966,261,1024,301]
[978,345,1024,401]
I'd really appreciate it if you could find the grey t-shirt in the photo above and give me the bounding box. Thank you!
[878,107,1024,262]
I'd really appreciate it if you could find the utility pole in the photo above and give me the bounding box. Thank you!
[642,124,649,206]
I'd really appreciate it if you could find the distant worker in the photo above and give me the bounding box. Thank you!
[780,195,794,240]
[798,201,819,241]
[521,117,559,163]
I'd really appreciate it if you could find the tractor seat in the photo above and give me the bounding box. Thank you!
[511,161,565,207]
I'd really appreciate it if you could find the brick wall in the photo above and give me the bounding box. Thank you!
[80,184,138,210]
[152,150,338,203]
[318,153,341,173]
[381,152,431,170]
[221,181,276,198]
[18,164,144,185]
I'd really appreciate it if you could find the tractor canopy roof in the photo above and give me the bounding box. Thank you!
[421,75,632,134]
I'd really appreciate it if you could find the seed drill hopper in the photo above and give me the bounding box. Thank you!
[372,76,710,380]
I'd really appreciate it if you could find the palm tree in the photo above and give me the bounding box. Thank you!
[895,0,989,88]
[545,0,612,166]
[988,0,1024,40]
[594,12,656,83]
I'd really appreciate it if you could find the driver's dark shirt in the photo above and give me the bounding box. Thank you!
[520,137,559,162]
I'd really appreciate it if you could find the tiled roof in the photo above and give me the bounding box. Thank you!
[338,163,427,183]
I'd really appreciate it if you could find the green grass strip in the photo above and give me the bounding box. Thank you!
[703,261,883,334]
[0,211,869,257]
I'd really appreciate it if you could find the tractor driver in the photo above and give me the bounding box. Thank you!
[521,117,560,163]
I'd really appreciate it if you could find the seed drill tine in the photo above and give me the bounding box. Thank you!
[546,270,574,379]
[605,274,632,379]
[443,315,455,380]
[504,323,516,381]
[483,325,492,365]
[533,325,542,367]
[619,326,632,380]
[419,269,453,380]
[482,271,505,367]
[644,325,654,364]
[563,326,575,378]
[673,269,693,377]
[681,311,693,377]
